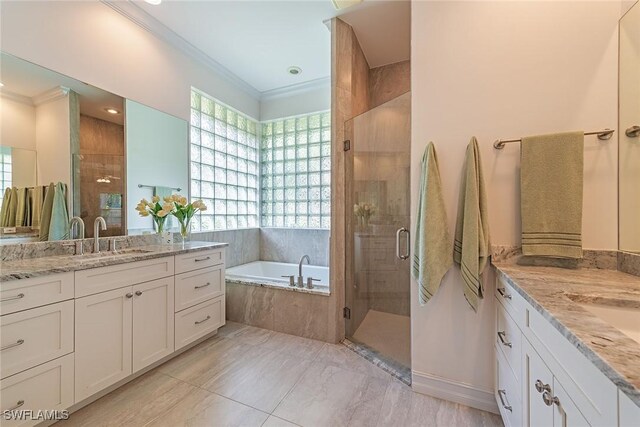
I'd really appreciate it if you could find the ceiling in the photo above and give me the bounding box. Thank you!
[128,0,410,96]
[0,53,125,125]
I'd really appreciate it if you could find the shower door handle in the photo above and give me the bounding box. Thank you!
[396,228,410,260]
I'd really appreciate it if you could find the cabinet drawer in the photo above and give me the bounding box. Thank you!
[1,301,74,379]
[175,249,224,275]
[175,265,224,312]
[75,256,174,297]
[0,353,74,427]
[495,274,525,328]
[524,302,617,425]
[496,299,522,383]
[496,348,522,427]
[175,296,225,350]
[0,273,74,315]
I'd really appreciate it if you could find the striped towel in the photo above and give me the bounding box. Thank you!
[454,137,490,312]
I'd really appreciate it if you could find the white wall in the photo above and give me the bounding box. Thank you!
[126,99,188,231]
[0,0,260,124]
[411,0,621,409]
[35,95,71,187]
[260,85,330,121]
[1,95,36,150]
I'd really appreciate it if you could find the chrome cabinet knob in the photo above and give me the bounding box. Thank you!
[125,293,133,298]
[542,391,560,407]
[535,379,551,393]
[135,291,142,296]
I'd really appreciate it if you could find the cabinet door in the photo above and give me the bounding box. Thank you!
[552,378,589,427]
[524,341,554,427]
[132,277,174,372]
[75,287,133,402]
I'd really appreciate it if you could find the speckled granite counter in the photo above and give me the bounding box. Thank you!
[0,241,228,282]
[493,261,640,406]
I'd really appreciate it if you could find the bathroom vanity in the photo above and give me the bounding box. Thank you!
[0,242,226,426]
[492,261,640,427]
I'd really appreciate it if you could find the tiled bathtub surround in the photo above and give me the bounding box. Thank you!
[225,281,332,342]
[259,228,329,266]
[190,228,259,267]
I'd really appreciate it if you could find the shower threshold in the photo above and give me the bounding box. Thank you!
[342,338,411,386]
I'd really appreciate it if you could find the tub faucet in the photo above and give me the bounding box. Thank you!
[93,217,107,253]
[298,255,310,288]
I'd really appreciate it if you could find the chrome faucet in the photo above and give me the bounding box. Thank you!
[298,255,310,288]
[69,217,85,255]
[93,217,107,253]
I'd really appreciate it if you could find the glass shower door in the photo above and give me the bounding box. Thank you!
[344,92,411,368]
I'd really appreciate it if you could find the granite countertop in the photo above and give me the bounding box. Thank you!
[0,241,228,282]
[493,261,640,406]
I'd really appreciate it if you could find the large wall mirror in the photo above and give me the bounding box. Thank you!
[0,52,188,243]
[619,0,640,254]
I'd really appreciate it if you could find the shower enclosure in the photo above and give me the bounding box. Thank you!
[344,92,411,369]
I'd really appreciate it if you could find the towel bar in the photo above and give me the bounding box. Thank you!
[493,129,615,149]
[138,184,182,192]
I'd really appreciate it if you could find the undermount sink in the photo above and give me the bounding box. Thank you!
[77,248,155,259]
[567,295,640,344]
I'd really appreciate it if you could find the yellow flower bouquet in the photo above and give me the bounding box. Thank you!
[135,196,174,234]
[165,194,207,242]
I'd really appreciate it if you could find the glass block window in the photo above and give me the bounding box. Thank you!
[0,146,12,206]
[190,90,259,231]
[260,112,331,229]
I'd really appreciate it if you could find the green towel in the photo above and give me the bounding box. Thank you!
[48,182,70,241]
[39,183,55,241]
[412,142,452,305]
[15,187,28,227]
[7,187,17,227]
[32,186,44,230]
[454,137,490,312]
[0,188,10,227]
[521,131,583,259]
[26,188,33,227]
[154,186,174,230]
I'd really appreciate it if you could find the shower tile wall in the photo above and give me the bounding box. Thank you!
[192,228,259,267]
[260,228,330,266]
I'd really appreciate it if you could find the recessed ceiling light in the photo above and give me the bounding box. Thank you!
[331,0,363,11]
[144,0,162,5]
[105,108,120,115]
[287,66,302,76]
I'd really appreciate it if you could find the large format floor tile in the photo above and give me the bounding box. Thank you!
[62,322,503,427]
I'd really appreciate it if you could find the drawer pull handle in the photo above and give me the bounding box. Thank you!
[1,339,25,351]
[135,291,143,296]
[534,379,551,393]
[542,391,560,407]
[1,293,25,302]
[195,256,211,262]
[497,331,512,348]
[194,282,211,289]
[497,389,512,412]
[6,400,25,411]
[195,315,211,325]
[497,288,512,300]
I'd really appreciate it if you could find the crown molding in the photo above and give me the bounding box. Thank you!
[0,90,34,106]
[260,76,331,101]
[101,0,261,100]
[32,86,70,106]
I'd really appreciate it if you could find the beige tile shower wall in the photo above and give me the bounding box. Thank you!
[259,228,330,267]
[411,0,620,403]
[330,18,371,343]
[369,60,411,109]
[192,228,259,268]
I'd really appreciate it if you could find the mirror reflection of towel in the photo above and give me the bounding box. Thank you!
[39,183,55,241]
[48,182,70,241]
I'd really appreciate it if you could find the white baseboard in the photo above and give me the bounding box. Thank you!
[412,370,499,414]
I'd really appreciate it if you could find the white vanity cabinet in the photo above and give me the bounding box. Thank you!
[0,246,225,426]
[494,273,634,427]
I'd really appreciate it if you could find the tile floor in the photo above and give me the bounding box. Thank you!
[59,321,503,427]
[352,309,412,367]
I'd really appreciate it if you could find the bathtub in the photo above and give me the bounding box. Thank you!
[226,261,330,295]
